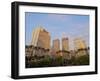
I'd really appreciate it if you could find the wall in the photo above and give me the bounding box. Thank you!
[0,0,99,81]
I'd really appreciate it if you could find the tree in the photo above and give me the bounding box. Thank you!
[74,55,89,65]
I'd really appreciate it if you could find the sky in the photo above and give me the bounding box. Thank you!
[25,12,89,50]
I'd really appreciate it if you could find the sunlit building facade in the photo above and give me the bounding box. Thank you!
[52,39,60,52]
[30,26,51,56]
[31,27,50,49]
[74,38,88,57]
[74,38,87,50]
[62,37,69,51]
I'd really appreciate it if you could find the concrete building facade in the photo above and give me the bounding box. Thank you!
[74,38,88,57]
[30,27,51,56]
[52,39,60,52]
[74,38,87,50]
[62,37,69,51]
[31,27,50,49]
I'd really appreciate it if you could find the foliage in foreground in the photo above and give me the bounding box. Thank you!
[26,54,89,68]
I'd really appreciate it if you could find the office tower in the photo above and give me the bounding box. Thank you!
[74,38,87,57]
[74,38,87,50]
[31,27,50,49]
[30,26,50,56]
[62,37,69,51]
[52,39,60,52]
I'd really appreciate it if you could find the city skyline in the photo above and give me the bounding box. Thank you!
[25,12,89,50]
[25,27,89,68]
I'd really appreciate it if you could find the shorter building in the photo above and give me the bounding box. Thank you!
[57,50,71,60]
[25,45,50,57]
[25,45,33,57]
[69,50,76,58]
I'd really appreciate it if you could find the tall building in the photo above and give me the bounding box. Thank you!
[52,39,60,52]
[74,38,87,50]
[74,38,88,57]
[30,26,50,56]
[62,37,69,51]
[31,27,50,50]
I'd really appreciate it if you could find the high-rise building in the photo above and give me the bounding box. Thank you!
[74,38,87,50]
[62,37,69,51]
[74,38,88,57]
[30,26,50,56]
[52,39,60,52]
[31,27,50,50]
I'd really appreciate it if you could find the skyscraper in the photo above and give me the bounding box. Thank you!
[52,39,60,52]
[62,37,69,51]
[74,38,87,57]
[74,38,87,50]
[30,26,50,56]
[31,26,50,50]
